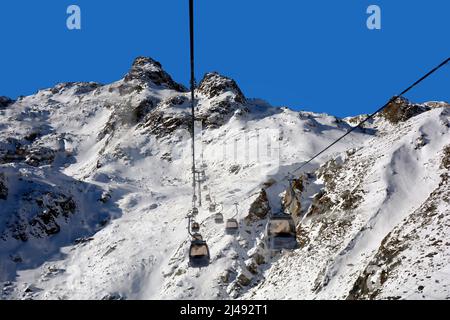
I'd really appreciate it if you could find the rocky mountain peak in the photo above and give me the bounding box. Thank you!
[124,56,186,92]
[198,72,246,104]
[380,96,429,124]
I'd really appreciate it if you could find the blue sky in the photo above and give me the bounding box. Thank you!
[0,0,448,117]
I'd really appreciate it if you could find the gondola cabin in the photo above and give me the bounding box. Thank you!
[265,215,297,250]
[214,212,224,223]
[189,239,210,268]
[209,203,216,213]
[225,218,239,235]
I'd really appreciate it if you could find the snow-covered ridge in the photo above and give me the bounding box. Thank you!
[0,56,449,300]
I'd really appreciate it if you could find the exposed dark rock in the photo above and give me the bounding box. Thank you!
[347,235,405,300]
[340,190,363,211]
[251,252,266,266]
[161,95,189,108]
[245,189,270,223]
[194,72,249,129]
[380,97,429,124]
[142,110,190,138]
[229,164,241,174]
[98,98,157,141]
[198,72,246,103]
[133,98,155,123]
[74,237,94,245]
[0,172,8,200]
[51,82,102,95]
[161,152,172,162]
[296,224,310,248]
[237,272,252,287]
[283,177,304,218]
[0,138,27,164]
[25,147,56,167]
[6,191,76,241]
[201,102,249,129]
[441,145,450,170]
[24,132,40,142]
[124,57,186,92]
[136,95,196,138]
[245,260,259,275]
[317,158,343,190]
[306,190,335,216]
[221,269,237,284]
[0,96,14,109]
[348,168,450,300]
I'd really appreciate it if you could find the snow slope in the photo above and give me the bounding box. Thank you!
[0,57,448,300]
[245,106,450,300]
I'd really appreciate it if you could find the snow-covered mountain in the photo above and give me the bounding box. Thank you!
[0,57,449,300]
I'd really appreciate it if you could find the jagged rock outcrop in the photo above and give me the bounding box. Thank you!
[380,96,429,124]
[245,189,270,223]
[25,147,56,167]
[124,57,186,92]
[282,178,303,218]
[98,98,159,141]
[139,95,191,138]
[305,156,364,216]
[143,111,190,138]
[306,190,335,216]
[198,72,246,103]
[5,191,76,241]
[0,138,57,167]
[50,82,102,95]
[195,72,249,128]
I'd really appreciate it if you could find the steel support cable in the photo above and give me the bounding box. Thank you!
[289,57,450,176]
[189,0,197,208]
[272,58,449,218]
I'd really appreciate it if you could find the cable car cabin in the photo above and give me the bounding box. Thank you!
[265,215,297,250]
[192,233,203,241]
[206,194,211,202]
[191,222,200,233]
[214,212,224,223]
[209,203,216,213]
[192,207,199,216]
[189,239,210,268]
[225,219,239,235]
